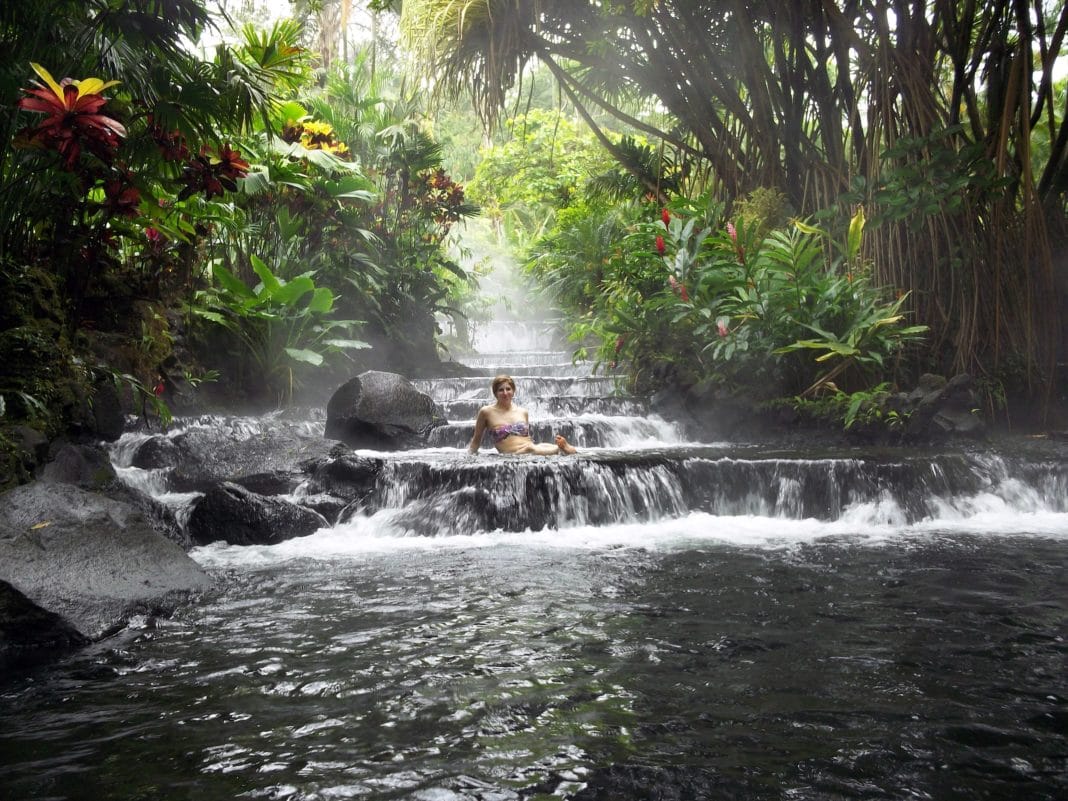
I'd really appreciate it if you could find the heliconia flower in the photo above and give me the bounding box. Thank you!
[661,208,671,227]
[717,319,730,338]
[668,275,688,300]
[655,235,666,255]
[16,62,125,169]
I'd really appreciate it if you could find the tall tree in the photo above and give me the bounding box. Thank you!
[400,0,1068,411]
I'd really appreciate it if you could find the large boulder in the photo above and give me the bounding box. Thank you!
[187,482,327,546]
[0,482,212,639]
[325,370,446,449]
[129,416,334,493]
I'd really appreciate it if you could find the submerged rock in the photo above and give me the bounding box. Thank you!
[325,370,446,450]
[0,579,88,669]
[187,481,327,546]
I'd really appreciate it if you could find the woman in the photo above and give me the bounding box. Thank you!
[468,374,577,456]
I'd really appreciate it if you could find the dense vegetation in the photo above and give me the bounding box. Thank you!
[2,0,1067,486]
[403,0,1068,419]
[0,1,478,485]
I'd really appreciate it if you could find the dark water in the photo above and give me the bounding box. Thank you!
[2,534,1065,800]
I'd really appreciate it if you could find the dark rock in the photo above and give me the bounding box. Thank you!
[325,370,446,450]
[305,454,383,501]
[905,373,984,441]
[296,493,350,524]
[12,425,49,464]
[232,470,299,496]
[39,442,116,489]
[89,377,126,441]
[0,482,212,639]
[908,372,948,404]
[130,435,181,469]
[133,419,334,493]
[0,579,88,669]
[187,482,327,546]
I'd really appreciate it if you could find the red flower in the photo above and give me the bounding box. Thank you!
[150,124,189,162]
[661,208,671,227]
[16,63,126,169]
[655,235,666,255]
[614,335,625,354]
[717,319,730,338]
[667,275,690,301]
[214,143,249,187]
[153,377,165,397]
[102,177,141,218]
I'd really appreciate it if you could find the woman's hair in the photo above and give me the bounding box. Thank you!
[491,374,516,395]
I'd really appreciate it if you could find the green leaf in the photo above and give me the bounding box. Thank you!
[250,255,283,297]
[323,338,371,350]
[847,206,866,260]
[212,265,256,301]
[307,286,335,313]
[272,274,315,306]
[284,348,323,366]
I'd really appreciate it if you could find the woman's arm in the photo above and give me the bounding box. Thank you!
[468,407,488,453]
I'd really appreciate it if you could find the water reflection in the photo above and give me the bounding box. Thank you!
[1,536,1065,800]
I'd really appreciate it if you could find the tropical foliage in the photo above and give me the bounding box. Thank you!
[401,0,1068,412]
[0,1,477,460]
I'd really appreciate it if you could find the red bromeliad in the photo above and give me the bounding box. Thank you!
[16,63,126,169]
[102,175,141,218]
[179,144,249,200]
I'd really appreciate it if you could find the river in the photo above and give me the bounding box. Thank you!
[1,324,1065,800]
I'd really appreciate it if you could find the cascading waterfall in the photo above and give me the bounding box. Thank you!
[2,318,1066,801]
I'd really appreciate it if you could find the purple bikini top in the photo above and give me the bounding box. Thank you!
[491,421,530,443]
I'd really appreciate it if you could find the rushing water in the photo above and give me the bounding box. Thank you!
[1,324,1066,800]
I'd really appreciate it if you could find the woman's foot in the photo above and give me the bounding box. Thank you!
[554,434,577,454]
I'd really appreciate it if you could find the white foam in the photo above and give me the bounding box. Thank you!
[190,506,1068,569]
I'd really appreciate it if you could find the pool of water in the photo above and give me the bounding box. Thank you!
[2,524,1065,800]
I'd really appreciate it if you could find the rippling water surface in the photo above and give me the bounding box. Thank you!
[2,526,1065,800]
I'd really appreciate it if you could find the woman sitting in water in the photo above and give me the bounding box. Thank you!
[468,374,577,456]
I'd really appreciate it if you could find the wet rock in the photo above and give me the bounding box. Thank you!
[38,442,116,489]
[131,420,333,493]
[325,370,446,450]
[231,469,300,496]
[0,579,88,669]
[905,373,985,440]
[305,454,383,501]
[187,482,327,546]
[0,482,212,639]
[130,435,180,469]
